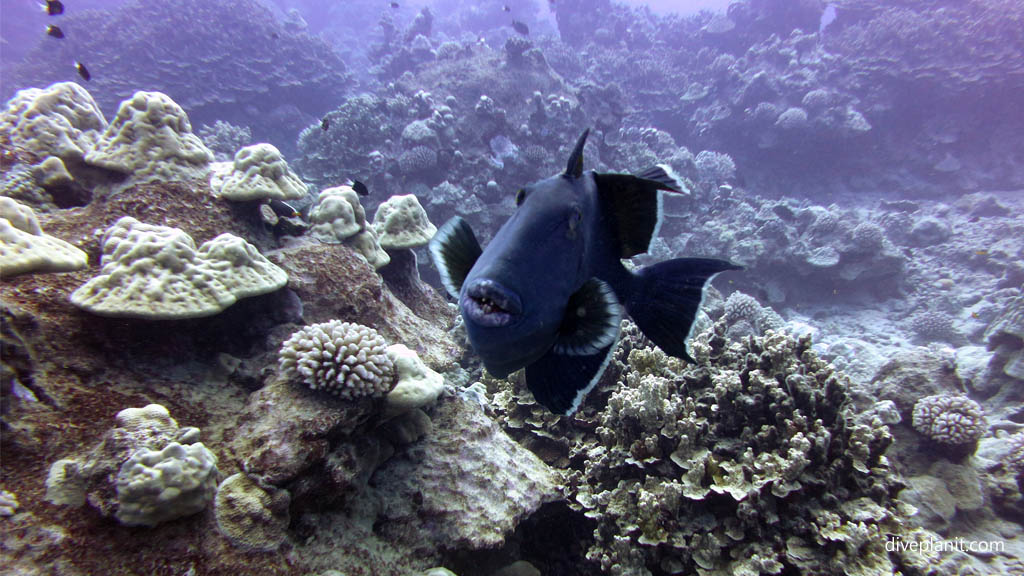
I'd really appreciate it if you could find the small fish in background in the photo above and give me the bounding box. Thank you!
[347,179,370,196]
[971,311,981,319]
[819,4,837,35]
[974,249,989,256]
[511,20,530,36]
[503,5,511,12]
[46,25,65,39]
[271,32,280,40]
[269,199,301,219]
[321,116,330,131]
[75,61,90,81]
[390,2,400,8]
[42,0,64,16]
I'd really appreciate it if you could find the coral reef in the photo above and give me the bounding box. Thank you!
[7,0,350,150]
[197,120,253,162]
[491,318,930,575]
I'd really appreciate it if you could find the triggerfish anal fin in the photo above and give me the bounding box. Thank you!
[564,128,590,179]
[627,258,742,362]
[553,278,623,356]
[526,342,617,416]
[428,216,482,299]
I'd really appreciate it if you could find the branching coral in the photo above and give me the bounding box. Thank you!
[278,320,395,399]
[494,319,926,575]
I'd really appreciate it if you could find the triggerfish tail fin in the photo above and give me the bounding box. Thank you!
[564,128,590,179]
[627,258,742,362]
[634,163,688,195]
[428,216,482,299]
[526,342,617,416]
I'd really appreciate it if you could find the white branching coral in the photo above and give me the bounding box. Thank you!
[912,394,987,446]
[279,320,395,399]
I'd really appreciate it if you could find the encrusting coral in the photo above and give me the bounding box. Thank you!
[44,404,218,527]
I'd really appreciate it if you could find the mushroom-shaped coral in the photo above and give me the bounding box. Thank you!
[309,185,366,243]
[372,194,437,250]
[278,320,395,399]
[346,228,391,269]
[214,143,307,202]
[84,91,213,184]
[70,216,286,319]
[0,82,107,161]
[115,441,218,526]
[911,394,987,446]
[0,196,87,278]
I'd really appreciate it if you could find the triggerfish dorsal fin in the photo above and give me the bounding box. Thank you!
[634,164,688,195]
[564,128,590,179]
[553,278,623,356]
[428,216,482,299]
[593,171,667,258]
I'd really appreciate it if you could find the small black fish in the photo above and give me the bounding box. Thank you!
[271,32,280,40]
[269,199,301,219]
[349,179,370,196]
[503,5,511,12]
[390,2,400,8]
[321,116,330,131]
[46,25,64,39]
[429,129,740,415]
[43,0,64,16]
[75,61,90,81]
[511,20,529,36]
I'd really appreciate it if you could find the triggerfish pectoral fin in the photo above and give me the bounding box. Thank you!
[628,258,743,362]
[528,278,622,415]
[428,216,482,299]
[526,342,617,416]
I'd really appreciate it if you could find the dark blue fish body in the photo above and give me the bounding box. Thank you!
[430,130,740,415]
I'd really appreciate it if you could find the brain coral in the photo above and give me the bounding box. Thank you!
[279,320,396,399]
[912,394,987,446]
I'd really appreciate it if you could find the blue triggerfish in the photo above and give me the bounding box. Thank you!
[429,130,740,415]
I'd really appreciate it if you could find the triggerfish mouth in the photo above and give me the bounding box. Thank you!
[429,129,741,415]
